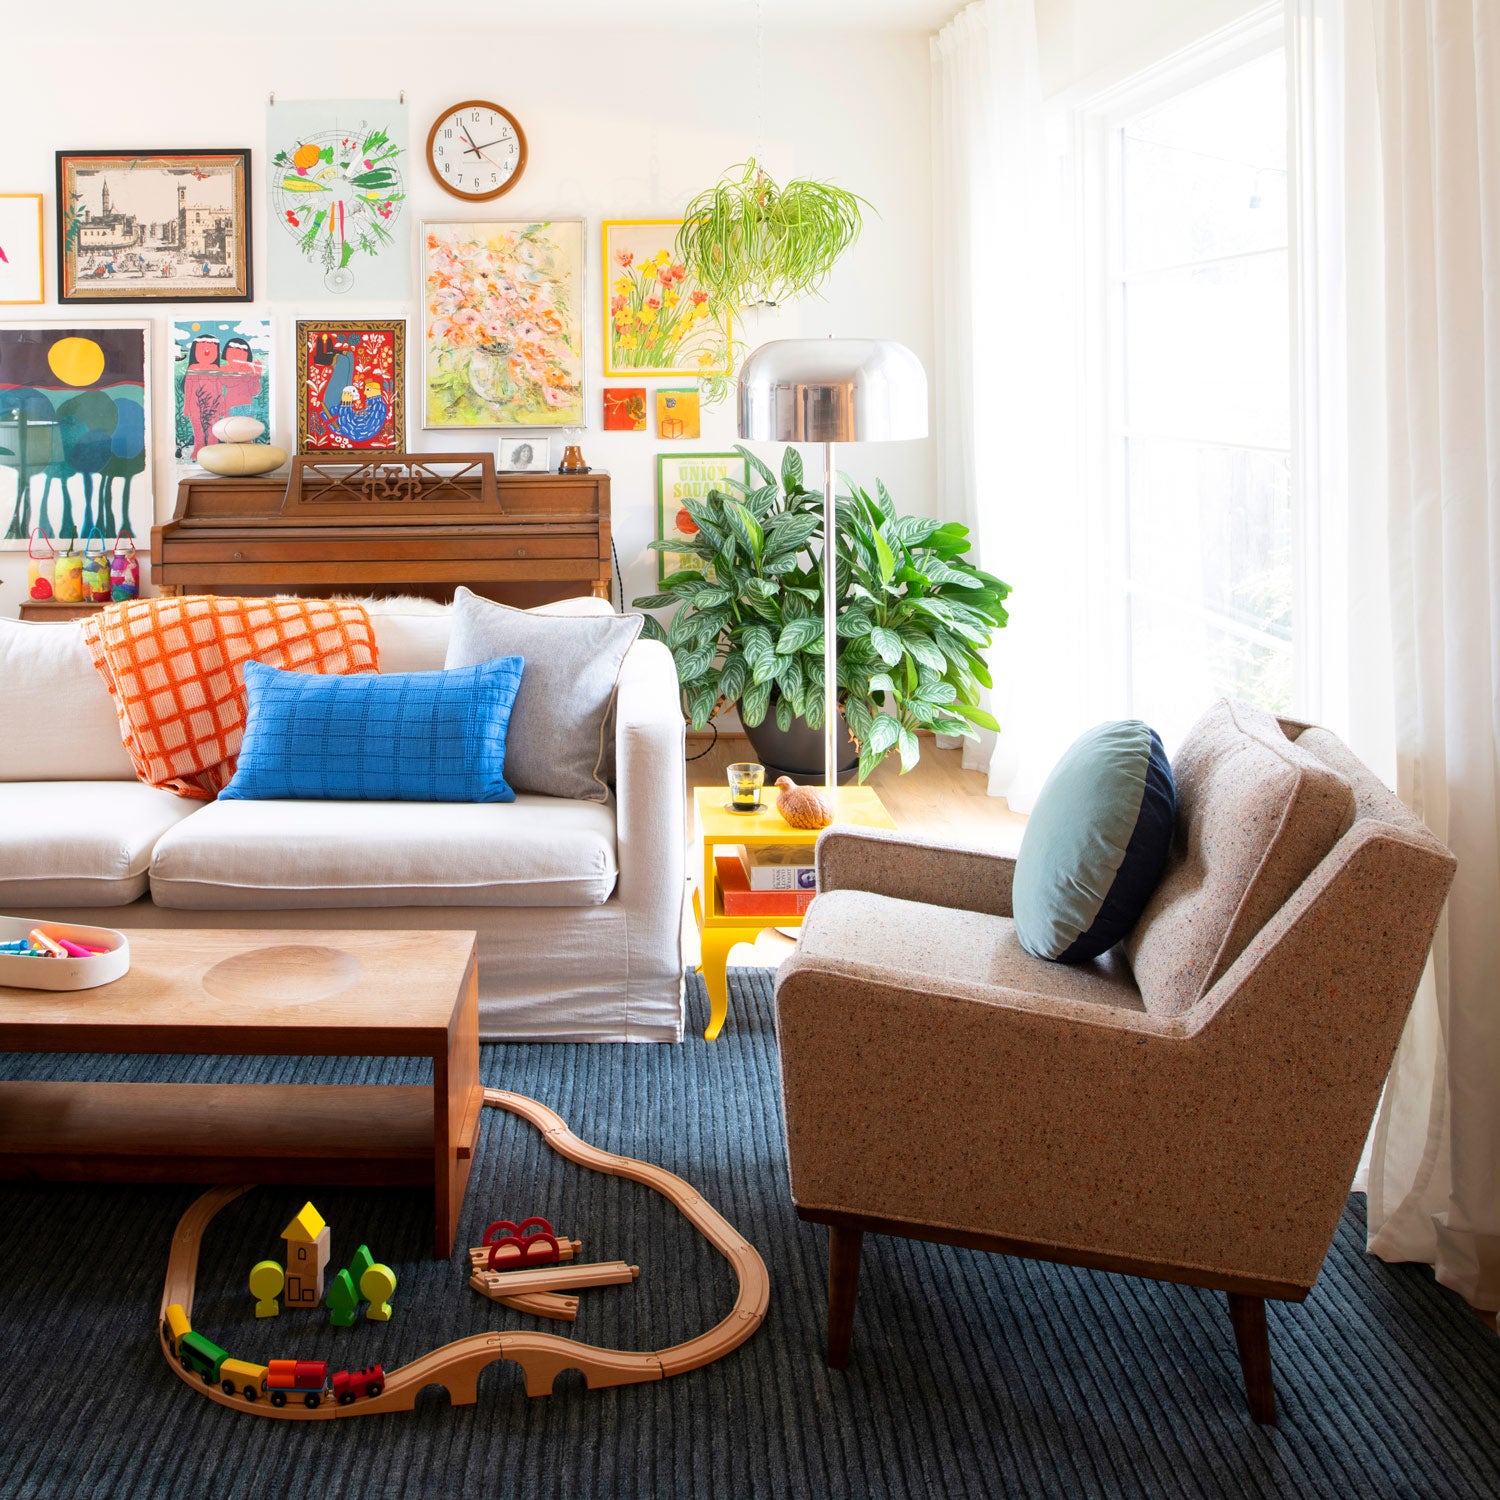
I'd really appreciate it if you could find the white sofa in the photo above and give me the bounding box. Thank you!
[0,600,688,1042]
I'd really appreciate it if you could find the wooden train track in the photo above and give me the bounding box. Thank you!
[157,1088,770,1419]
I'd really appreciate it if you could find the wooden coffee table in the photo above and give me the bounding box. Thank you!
[0,928,482,1258]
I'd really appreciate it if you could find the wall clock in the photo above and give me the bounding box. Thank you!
[426,101,528,201]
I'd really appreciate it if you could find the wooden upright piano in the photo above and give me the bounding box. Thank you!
[152,453,612,607]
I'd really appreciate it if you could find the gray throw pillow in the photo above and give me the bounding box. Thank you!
[444,588,642,802]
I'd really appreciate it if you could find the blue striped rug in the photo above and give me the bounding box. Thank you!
[2,968,1497,1499]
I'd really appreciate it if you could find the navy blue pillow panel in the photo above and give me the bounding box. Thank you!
[1057,729,1175,962]
[220,657,525,803]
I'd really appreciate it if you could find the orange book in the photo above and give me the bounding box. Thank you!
[714,853,816,917]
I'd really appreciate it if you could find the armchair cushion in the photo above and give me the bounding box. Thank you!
[1124,698,1355,1017]
[1013,720,1175,961]
[791,889,1145,1016]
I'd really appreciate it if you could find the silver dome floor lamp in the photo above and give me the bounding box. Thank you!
[737,337,929,791]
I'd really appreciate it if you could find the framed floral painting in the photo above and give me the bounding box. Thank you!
[423,219,584,428]
[56,150,252,302]
[603,219,729,378]
[656,451,749,584]
[295,319,405,452]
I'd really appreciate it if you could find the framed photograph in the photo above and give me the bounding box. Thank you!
[0,195,44,305]
[656,451,749,585]
[56,150,251,302]
[0,321,152,548]
[603,219,730,378]
[268,99,409,299]
[497,437,550,472]
[423,218,584,428]
[173,319,272,462]
[295,319,405,453]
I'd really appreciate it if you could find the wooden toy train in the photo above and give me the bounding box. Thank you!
[164,1302,384,1407]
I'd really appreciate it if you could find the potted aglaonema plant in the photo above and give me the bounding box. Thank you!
[633,446,1009,782]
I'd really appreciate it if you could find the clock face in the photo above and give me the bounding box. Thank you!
[426,101,527,201]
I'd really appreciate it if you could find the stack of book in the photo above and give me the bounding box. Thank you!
[714,844,819,917]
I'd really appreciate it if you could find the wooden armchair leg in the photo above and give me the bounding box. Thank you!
[1226,1292,1277,1425]
[827,1225,864,1370]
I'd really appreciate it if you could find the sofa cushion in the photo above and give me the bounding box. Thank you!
[0,782,200,906]
[444,587,641,802]
[1013,719,1175,962]
[1123,698,1356,1016]
[148,795,617,909]
[0,617,137,781]
[220,657,523,803]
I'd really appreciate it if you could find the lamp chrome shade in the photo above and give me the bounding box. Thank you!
[737,338,928,444]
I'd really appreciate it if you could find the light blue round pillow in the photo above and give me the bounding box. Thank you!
[1013,720,1176,962]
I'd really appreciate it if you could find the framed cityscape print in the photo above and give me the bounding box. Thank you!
[656,451,748,584]
[55,150,251,302]
[603,219,730,378]
[1,321,152,547]
[0,195,44,304]
[295,319,405,453]
[173,318,272,462]
[422,218,584,428]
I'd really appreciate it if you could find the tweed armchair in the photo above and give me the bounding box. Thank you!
[774,704,1456,1423]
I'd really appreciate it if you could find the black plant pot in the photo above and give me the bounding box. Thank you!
[743,708,860,785]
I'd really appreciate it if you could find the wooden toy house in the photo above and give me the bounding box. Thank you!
[281,1201,331,1308]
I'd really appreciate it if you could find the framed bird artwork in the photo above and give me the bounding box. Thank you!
[295,318,406,453]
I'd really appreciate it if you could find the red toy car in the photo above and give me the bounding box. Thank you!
[331,1364,386,1404]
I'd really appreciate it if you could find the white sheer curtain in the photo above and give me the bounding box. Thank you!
[931,0,1081,814]
[1361,0,1500,1313]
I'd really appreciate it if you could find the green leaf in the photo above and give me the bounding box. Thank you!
[781,446,804,492]
[692,587,732,608]
[869,626,904,665]
[631,592,677,610]
[685,678,718,729]
[866,714,901,755]
[897,725,920,772]
[776,653,805,711]
[718,651,748,703]
[838,608,874,638]
[915,679,958,705]
[740,677,773,727]
[874,478,897,523]
[776,618,823,654]
[743,624,778,684]
[638,613,666,643]
[764,512,820,558]
[857,743,880,783]
[955,703,1001,732]
[738,443,778,490]
[900,632,947,672]
[872,529,897,586]
[776,695,794,732]
[725,501,764,564]
[867,672,898,697]
[844,694,874,741]
[675,642,715,682]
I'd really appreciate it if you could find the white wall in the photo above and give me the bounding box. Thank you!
[0,19,934,617]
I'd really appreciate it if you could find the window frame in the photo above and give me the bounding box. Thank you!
[1065,1,1340,736]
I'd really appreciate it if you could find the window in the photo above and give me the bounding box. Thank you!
[1076,18,1307,749]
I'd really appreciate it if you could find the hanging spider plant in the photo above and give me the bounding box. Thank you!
[675,159,868,403]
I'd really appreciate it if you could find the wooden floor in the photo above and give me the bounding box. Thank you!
[684,732,1026,970]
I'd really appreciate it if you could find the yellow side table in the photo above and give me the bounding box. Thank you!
[692,784,897,1040]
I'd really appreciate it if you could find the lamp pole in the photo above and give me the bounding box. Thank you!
[822,439,839,792]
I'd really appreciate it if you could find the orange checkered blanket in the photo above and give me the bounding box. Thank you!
[83,596,379,799]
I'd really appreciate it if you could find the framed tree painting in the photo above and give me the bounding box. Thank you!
[0,321,152,546]
[0,195,44,305]
[422,218,584,428]
[656,451,749,584]
[172,319,271,462]
[603,219,730,378]
[56,151,251,302]
[295,319,406,453]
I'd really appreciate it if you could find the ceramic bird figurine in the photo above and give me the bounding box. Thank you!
[775,776,834,830]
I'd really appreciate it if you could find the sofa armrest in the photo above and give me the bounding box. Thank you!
[816,827,1017,918]
[614,637,686,913]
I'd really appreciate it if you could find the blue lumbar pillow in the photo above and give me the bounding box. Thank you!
[220,657,524,803]
[1013,720,1176,962]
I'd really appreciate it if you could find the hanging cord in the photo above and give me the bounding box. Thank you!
[755,0,766,169]
[686,717,720,762]
[611,536,623,613]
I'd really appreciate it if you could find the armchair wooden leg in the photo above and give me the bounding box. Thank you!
[827,1225,864,1370]
[1227,1292,1277,1425]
